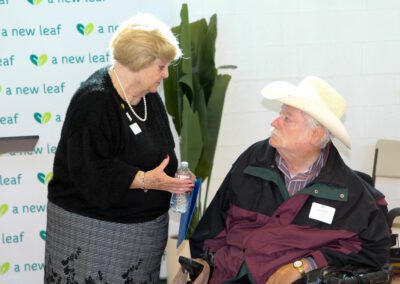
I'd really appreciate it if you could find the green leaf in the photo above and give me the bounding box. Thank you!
[203,74,231,162]
[76,24,85,35]
[198,14,217,101]
[192,77,207,135]
[189,18,207,70]
[85,23,94,35]
[40,230,46,240]
[202,74,231,208]
[178,4,193,88]
[34,112,42,123]
[191,77,208,179]
[45,172,53,184]
[30,54,39,66]
[178,74,194,103]
[164,64,181,133]
[0,204,9,217]
[0,262,10,275]
[180,96,202,171]
[38,54,48,66]
[37,172,46,184]
[42,112,51,124]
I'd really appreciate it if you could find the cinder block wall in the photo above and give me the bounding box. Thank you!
[170,0,400,210]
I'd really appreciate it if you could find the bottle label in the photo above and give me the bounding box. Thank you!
[175,174,191,180]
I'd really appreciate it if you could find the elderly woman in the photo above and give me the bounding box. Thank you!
[44,14,194,283]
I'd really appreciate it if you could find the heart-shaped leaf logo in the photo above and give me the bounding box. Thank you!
[0,204,9,217]
[0,262,10,275]
[27,0,43,5]
[37,172,53,184]
[76,23,95,36]
[37,173,45,184]
[30,54,48,66]
[39,230,46,241]
[34,112,51,124]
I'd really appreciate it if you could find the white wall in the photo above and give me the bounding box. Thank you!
[169,0,400,211]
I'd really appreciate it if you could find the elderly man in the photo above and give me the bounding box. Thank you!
[189,76,391,284]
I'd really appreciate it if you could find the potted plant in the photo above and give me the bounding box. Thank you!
[164,3,235,239]
[164,4,235,281]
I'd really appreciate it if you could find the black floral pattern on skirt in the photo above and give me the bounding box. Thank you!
[45,247,157,284]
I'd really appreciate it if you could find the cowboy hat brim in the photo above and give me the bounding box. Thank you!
[261,80,351,149]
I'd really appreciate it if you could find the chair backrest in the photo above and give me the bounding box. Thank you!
[372,139,400,185]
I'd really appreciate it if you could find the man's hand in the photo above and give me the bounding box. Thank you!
[265,262,303,284]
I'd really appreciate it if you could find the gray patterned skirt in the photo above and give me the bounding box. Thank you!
[44,201,168,284]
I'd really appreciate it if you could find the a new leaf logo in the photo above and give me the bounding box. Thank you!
[37,172,53,184]
[30,54,48,66]
[39,230,46,241]
[0,262,10,275]
[76,23,95,36]
[34,112,51,124]
[0,204,9,218]
[27,0,43,5]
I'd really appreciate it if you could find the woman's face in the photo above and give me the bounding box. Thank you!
[137,58,170,93]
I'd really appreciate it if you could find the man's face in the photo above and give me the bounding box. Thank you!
[269,105,314,153]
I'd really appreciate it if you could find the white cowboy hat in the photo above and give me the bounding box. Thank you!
[261,76,351,149]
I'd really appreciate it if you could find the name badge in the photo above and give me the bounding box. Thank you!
[130,122,142,135]
[309,202,335,224]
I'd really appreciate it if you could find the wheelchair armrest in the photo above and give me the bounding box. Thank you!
[293,265,391,284]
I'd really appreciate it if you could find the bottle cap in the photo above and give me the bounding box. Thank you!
[181,161,189,167]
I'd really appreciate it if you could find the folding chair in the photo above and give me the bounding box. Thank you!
[372,139,400,186]
[371,139,400,280]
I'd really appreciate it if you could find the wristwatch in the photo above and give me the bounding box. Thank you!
[293,260,306,277]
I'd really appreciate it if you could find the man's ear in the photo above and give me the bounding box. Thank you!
[310,125,325,146]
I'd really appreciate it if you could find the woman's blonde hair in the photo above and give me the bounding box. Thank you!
[109,14,182,72]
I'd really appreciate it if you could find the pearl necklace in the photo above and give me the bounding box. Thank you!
[113,68,147,122]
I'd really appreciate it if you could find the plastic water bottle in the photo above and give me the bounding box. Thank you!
[170,161,191,213]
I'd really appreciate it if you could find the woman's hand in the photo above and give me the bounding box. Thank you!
[140,155,195,193]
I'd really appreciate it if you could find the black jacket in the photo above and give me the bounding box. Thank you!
[48,67,177,223]
[190,139,391,284]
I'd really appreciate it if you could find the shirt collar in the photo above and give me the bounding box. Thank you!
[275,146,328,182]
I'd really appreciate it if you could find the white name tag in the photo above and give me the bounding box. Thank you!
[309,202,335,224]
[130,122,142,135]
